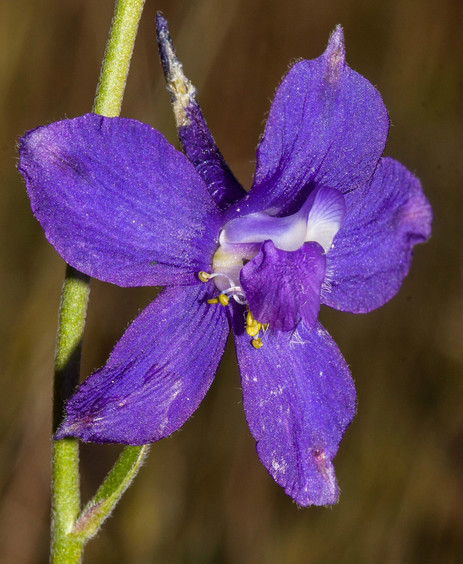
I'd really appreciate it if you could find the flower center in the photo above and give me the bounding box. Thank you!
[209,239,257,297]
[210,185,346,297]
[199,186,345,347]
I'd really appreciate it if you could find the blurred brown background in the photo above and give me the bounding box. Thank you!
[1,0,461,563]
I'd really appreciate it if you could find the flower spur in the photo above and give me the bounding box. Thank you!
[17,15,432,506]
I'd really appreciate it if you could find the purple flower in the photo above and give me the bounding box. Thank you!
[17,18,432,507]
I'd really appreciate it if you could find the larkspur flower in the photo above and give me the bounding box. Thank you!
[17,15,431,507]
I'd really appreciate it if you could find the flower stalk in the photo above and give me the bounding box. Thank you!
[50,1,146,563]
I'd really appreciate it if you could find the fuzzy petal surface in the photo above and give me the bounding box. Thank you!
[55,284,229,444]
[241,240,326,331]
[156,13,245,210]
[323,157,433,313]
[18,114,222,286]
[231,26,389,219]
[232,312,356,507]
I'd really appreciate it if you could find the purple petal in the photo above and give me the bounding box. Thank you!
[323,157,432,313]
[241,240,326,331]
[55,284,229,443]
[223,186,345,253]
[230,26,389,218]
[156,13,246,210]
[232,311,356,507]
[18,114,222,287]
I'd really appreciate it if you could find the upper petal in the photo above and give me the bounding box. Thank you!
[156,13,246,210]
[323,157,432,313]
[18,114,222,287]
[231,310,356,507]
[230,26,389,218]
[222,186,345,253]
[55,284,229,444]
[240,240,326,331]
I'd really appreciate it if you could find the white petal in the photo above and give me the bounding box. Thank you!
[305,187,346,252]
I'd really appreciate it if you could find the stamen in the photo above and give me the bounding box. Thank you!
[198,271,210,282]
[246,324,259,337]
[207,294,230,307]
[206,267,248,305]
[223,285,242,294]
[218,294,229,306]
[246,311,266,347]
[208,271,234,285]
[246,311,260,328]
[221,286,246,305]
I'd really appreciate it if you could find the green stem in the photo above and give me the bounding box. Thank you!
[51,268,89,564]
[50,1,146,563]
[93,0,146,118]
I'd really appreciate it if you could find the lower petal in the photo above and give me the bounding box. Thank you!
[240,240,326,331]
[323,157,432,312]
[55,284,229,444]
[232,310,356,506]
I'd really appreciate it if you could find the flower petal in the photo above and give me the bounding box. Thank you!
[240,240,326,332]
[156,13,246,210]
[305,186,346,253]
[18,114,222,287]
[231,26,389,218]
[231,312,356,507]
[323,157,432,313]
[55,284,229,444]
[223,186,345,253]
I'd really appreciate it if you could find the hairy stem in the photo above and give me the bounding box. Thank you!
[51,268,89,564]
[50,1,146,563]
[93,0,146,117]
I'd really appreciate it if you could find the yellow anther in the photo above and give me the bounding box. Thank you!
[198,271,210,282]
[208,294,229,306]
[218,294,229,306]
[246,310,266,340]
[262,323,269,331]
[246,324,260,337]
[251,337,263,349]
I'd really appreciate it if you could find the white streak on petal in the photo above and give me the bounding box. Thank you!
[305,187,346,252]
[223,212,307,251]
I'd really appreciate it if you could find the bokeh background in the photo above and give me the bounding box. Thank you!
[1,0,461,563]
